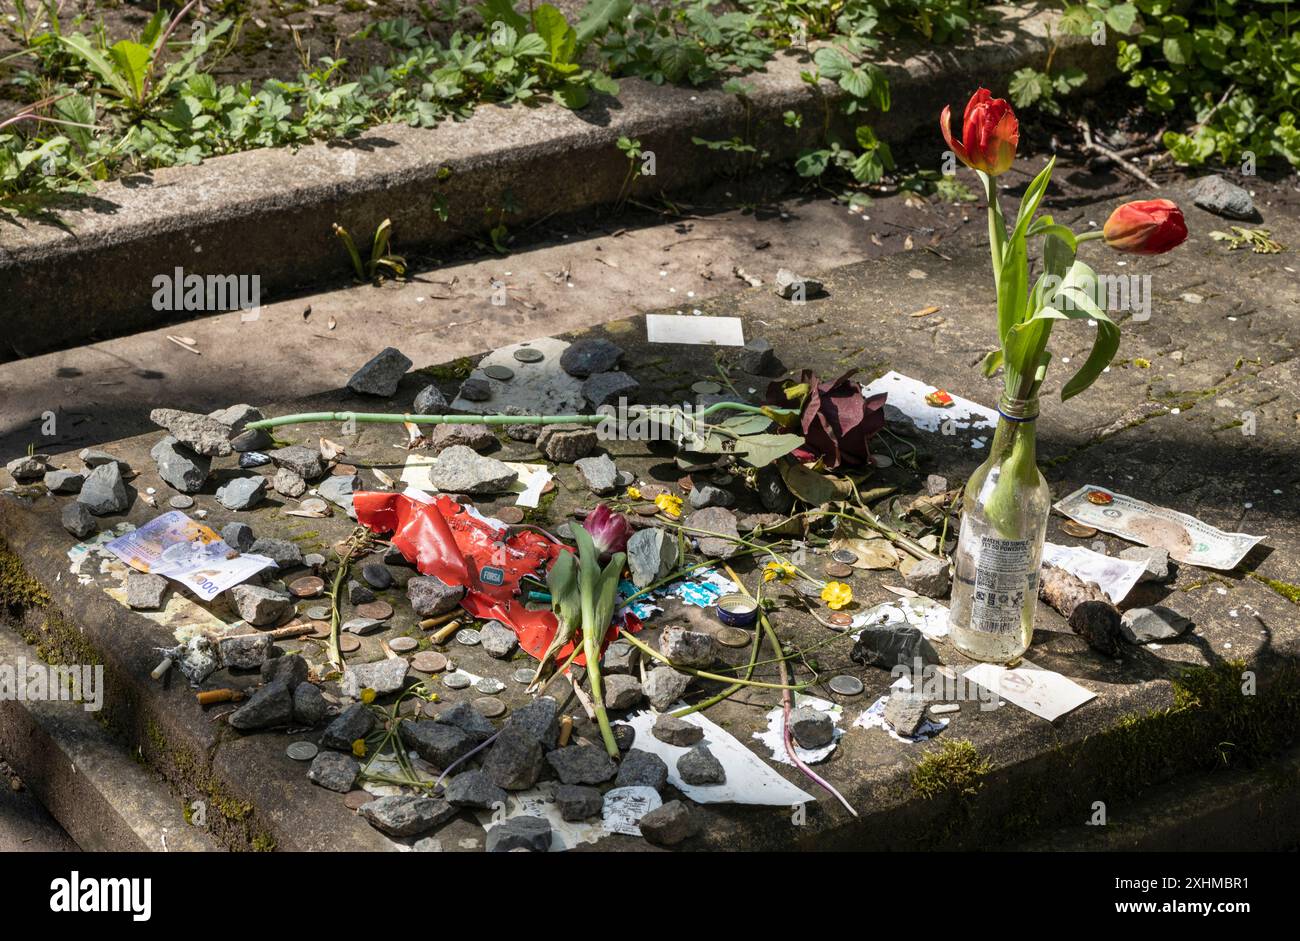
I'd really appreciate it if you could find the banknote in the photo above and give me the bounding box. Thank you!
[106,511,273,602]
[1042,542,1147,603]
[1053,486,1263,571]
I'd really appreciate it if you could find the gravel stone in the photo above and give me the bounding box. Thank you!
[482,725,546,790]
[1121,606,1194,644]
[273,467,308,498]
[221,522,255,552]
[850,624,941,670]
[575,454,619,495]
[407,575,465,617]
[652,714,703,747]
[219,633,271,670]
[546,745,617,785]
[789,706,834,749]
[399,719,477,768]
[581,370,639,408]
[736,337,777,375]
[348,347,412,397]
[77,462,129,515]
[428,423,496,453]
[342,658,410,698]
[685,507,740,558]
[438,701,497,743]
[268,446,325,481]
[228,679,293,730]
[413,384,448,414]
[7,455,50,481]
[215,476,267,511]
[536,424,598,463]
[458,377,492,402]
[644,667,692,711]
[261,653,309,690]
[555,784,604,821]
[903,558,951,598]
[507,696,560,751]
[292,683,328,725]
[603,674,644,710]
[308,751,359,792]
[676,743,726,785]
[614,749,668,791]
[1119,546,1173,584]
[689,484,734,509]
[229,584,292,627]
[486,815,551,852]
[150,408,233,456]
[660,627,718,668]
[153,437,210,494]
[250,537,303,569]
[1190,174,1257,220]
[359,795,456,837]
[61,502,96,539]
[125,571,168,610]
[479,620,519,659]
[427,446,517,494]
[445,770,507,810]
[883,692,928,737]
[321,703,375,751]
[601,640,639,676]
[361,563,393,590]
[560,338,623,378]
[638,800,698,846]
[43,468,84,493]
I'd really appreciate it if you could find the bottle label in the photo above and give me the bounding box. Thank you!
[969,536,1034,635]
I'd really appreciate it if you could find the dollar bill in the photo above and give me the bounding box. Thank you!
[1053,486,1263,571]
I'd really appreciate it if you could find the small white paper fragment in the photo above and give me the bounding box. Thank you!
[1042,541,1146,604]
[756,694,843,767]
[645,313,745,346]
[962,659,1095,721]
[860,370,998,440]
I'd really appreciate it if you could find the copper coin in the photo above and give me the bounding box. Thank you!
[1085,490,1114,506]
[634,504,661,517]
[389,637,418,653]
[638,484,665,499]
[828,612,854,628]
[309,619,332,638]
[825,562,854,579]
[412,651,448,673]
[289,576,325,598]
[1060,519,1098,538]
[355,601,393,621]
[496,506,525,525]
[678,475,694,492]
[332,463,358,476]
[344,790,372,810]
[541,479,557,494]
[338,634,361,653]
[473,697,506,718]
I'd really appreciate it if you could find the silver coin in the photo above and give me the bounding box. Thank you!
[484,365,515,381]
[512,668,536,685]
[455,629,481,646]
[831,549,859,565]
[305,605,331,621]
[389,637,418,653]
[474,677,506,695]
[287,741,319,761]
[474,697,506,718]
[513,347,544,363]
[169,495,194,509]
[691,380,721,394]
[828,675,864,696]
[442,672,471,689]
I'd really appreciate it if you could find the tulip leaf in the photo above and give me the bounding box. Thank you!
[779,459,854,506]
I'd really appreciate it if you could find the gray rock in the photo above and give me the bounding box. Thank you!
[1121,606,1194,644]
[77,462,129,516]
[321,703,375,751]
[689,484,734,509]
[560,338,623,378]
[407,575,465,617]
[348,347,412,397]
[150,408,233,457]
[219,633,271,670]
[413,384,448,414]
[428,446,517,494]
[268,446,324,481]
[249,538,303,570]
[342,658,410,698]
[790,706,834,749]
[507,696,560,751]
[273,467,307,498]
[486,815,551,852]
[209,403,263,432]
[652,714,704,747]
[677,743,726,785]
[615,749,668,791]
[602,640,639,676]
[230,428,273,453]
[307,751,359,792]
[883,692,927,737]
[458,377,492,402]
[400,719,477,768]
[644,667,692,711]
[43,469,85,494]
[221,522,255,552]
[482,725,546,790]
[536,424,598,463]
[925,474,950,496]
[685,507,740,559]
[503,406,541,443]
[79,448,130,471]
[6,454,49,482]
[261,653,309,690]
[1119,546,1173,584]
[343,617,383,636]
[125,571,168,610]
[293,682,327,725]
[437,701,497,744]
[153,438,210,494]
[428,423,496,453]
[625,528,677,589]
[1190,174,1257,220]
[230,584,292,627]
[575,454,619,495]
[904,558,951,599]
[581,371,639,409]
[659,627,718,668]
[480,620,519,659]
[774,268,825,300]
[603,674,644,710]
[361,563,393,590]
[359,795,456,837]
[228,679,293,730]
[555,784,604,821]
[61,502,96,539]
[347,579,375,606]
[850,624,940,670]
[413,837,443,852]
[318,472,361,519]
[445,770,507,810]
[639,800,698,846]
[547,744,617,785]
[215,476,267,511]
[736,337,777,375]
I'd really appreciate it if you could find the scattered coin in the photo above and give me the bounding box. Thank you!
[338,634,361,653]
[828,675,864,696]
[1060,519,1098,538]
[1085,490,1114,506]
[638,484,665,499]
[309,620,332,638]
[473,697,506,717]
[356,600,393,621]
[825,562,854,579]
[484,364,515,381]
[169,495,194,509]
[677,475,694,492]
[715,626,752,648]
[496,506,525,525]
[828,612,854,628]
[474,677,506,695]
[872,454,894,468]
[287,741,319,761]
[443,672,471,689]
[305,605,331,621]
[512,667,535,685]
[513,347,545,363]
[344,790,372,810]
[634,504,661,517]
[831,549,858,565]
[289,576,325,598]
[332,463,357,476]
[412,651,448,673]
[456,629,481,646]
[691,380,721,394]
[389,637,418,653]
[541,479,557,494]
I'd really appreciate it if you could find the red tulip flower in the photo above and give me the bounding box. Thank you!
[1102,199,1188,255]
[940,88,1019,177]
[582,504,631,560]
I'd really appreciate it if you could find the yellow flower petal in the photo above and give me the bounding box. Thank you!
[360,687,376,704]
[351,738,367,758]
[821,581,853,610]
[655,493,683,518]
[625,485,642,500]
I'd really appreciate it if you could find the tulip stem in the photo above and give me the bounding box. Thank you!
[981,170,1008,295]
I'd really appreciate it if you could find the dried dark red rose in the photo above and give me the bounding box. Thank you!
[766,370,886,470]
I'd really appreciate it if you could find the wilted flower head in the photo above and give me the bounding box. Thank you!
[767,370,886,470]
[582,504,631,559]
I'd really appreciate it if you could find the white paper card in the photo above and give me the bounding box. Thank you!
[962,659,1095,721]
[1042,541,1146,604]
[860,370,998,445]
[645,313,745,346]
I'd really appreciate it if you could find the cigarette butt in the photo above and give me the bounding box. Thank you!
[430,620,461,644]
[380,641,399,660]
[420,612,460,630]
[197,688,244,706]
[558,715,574,747]
[151,658,174,680]
[268,622,314,640]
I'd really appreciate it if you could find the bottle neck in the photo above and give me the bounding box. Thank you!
[989,394,1039,463]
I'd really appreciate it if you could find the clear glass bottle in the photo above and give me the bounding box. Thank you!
[948,393,1051,663]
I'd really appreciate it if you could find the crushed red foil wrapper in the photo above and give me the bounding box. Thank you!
[353,491,637,665]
